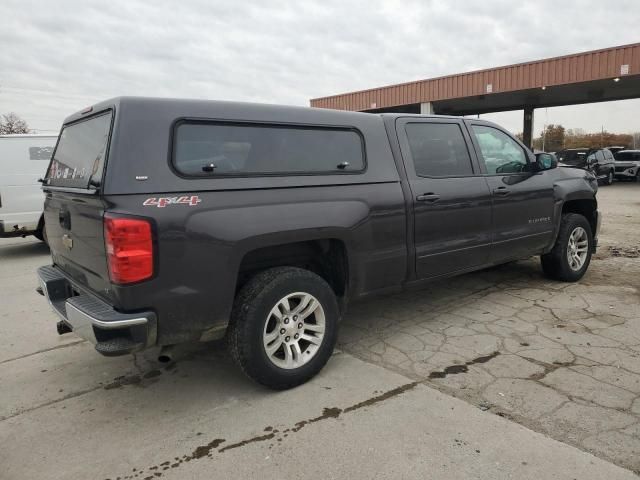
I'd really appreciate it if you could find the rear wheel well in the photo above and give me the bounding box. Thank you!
[562,199,597,234]
[237,239,349,302]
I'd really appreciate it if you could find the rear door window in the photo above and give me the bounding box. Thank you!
[45,111,112,189]
[173,122,365,176]
[404,123,474,177]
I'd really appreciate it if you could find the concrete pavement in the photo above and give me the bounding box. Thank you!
[0,236,636,480]
[1,183,639,478]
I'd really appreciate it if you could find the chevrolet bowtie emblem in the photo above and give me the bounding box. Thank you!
[62,234,73,249]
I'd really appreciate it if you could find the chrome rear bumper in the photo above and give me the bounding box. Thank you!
[37,265,156,356]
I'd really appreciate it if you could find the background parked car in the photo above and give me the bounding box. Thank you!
[556,147,616,185]
[606,146,627,155]
[0,134,57,243]
[613,149,640,182]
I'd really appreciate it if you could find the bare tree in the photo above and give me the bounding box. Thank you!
[0,112,31,134]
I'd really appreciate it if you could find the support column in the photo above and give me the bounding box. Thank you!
[420,102,434,115]
[523,107,534,150]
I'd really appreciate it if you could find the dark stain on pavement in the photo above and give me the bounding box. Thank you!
[191,438,226,459]
[343,382,418,413]
[528,359,574,381]
[106,381,418,480]
[103,368,167,392]
[289,406,344,432]
[428,351,500,379]
[219,432,275,452]
[103,374,142,390]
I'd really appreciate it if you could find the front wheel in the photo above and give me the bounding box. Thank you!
[606,169,614,185]
[227,267,339,390]
[541,213,593,282]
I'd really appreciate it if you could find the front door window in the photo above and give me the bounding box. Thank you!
[472,125,527,174]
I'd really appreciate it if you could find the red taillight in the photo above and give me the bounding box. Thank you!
[104,214,154,284]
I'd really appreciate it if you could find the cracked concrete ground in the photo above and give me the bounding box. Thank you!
[1,183,639,479]
[5,245,635,480]
[340,182,640,472]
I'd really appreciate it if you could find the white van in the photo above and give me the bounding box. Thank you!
[0,134,57,243]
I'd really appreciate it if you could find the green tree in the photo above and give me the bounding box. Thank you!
[540,124,565,152]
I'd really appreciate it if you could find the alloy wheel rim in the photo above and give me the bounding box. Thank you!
[567,226,589,271]
[262,292,326,369]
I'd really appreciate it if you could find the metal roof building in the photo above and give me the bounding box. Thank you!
[310,43,640,147]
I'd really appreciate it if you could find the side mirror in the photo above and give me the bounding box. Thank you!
[534,153,557,171]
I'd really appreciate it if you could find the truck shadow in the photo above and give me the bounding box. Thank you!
[0,239,49,259]
[343,259,542,322]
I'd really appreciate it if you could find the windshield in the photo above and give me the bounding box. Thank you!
[45,111,112,189]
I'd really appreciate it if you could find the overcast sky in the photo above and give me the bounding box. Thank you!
[1,0,639,135]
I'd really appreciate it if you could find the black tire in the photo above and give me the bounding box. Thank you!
[605,169,614,185]
[34,216,48,246]
[34,225,49,246]
[227,267,339,390]
[541,213,593,282]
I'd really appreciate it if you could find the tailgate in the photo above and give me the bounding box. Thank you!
[44,191,111,299]
[42,110,114,300]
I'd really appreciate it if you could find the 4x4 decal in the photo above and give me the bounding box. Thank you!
[143,196,201,208]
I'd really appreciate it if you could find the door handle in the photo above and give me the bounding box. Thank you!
[416,193,440,202]
[493,187,510,196]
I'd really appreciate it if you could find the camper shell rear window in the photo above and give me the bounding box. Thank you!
[45,111,113,189]
[172,121,366,177]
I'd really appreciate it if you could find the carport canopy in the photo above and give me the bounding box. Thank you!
[310,43,640,148]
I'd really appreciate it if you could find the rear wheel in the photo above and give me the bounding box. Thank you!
[605,169,614,185]
[541,213,593,282]
[227,267,339,390]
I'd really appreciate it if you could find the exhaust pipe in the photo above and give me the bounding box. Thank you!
[158,346,174,363]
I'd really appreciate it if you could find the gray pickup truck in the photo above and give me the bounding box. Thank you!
[37,97,600,389]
